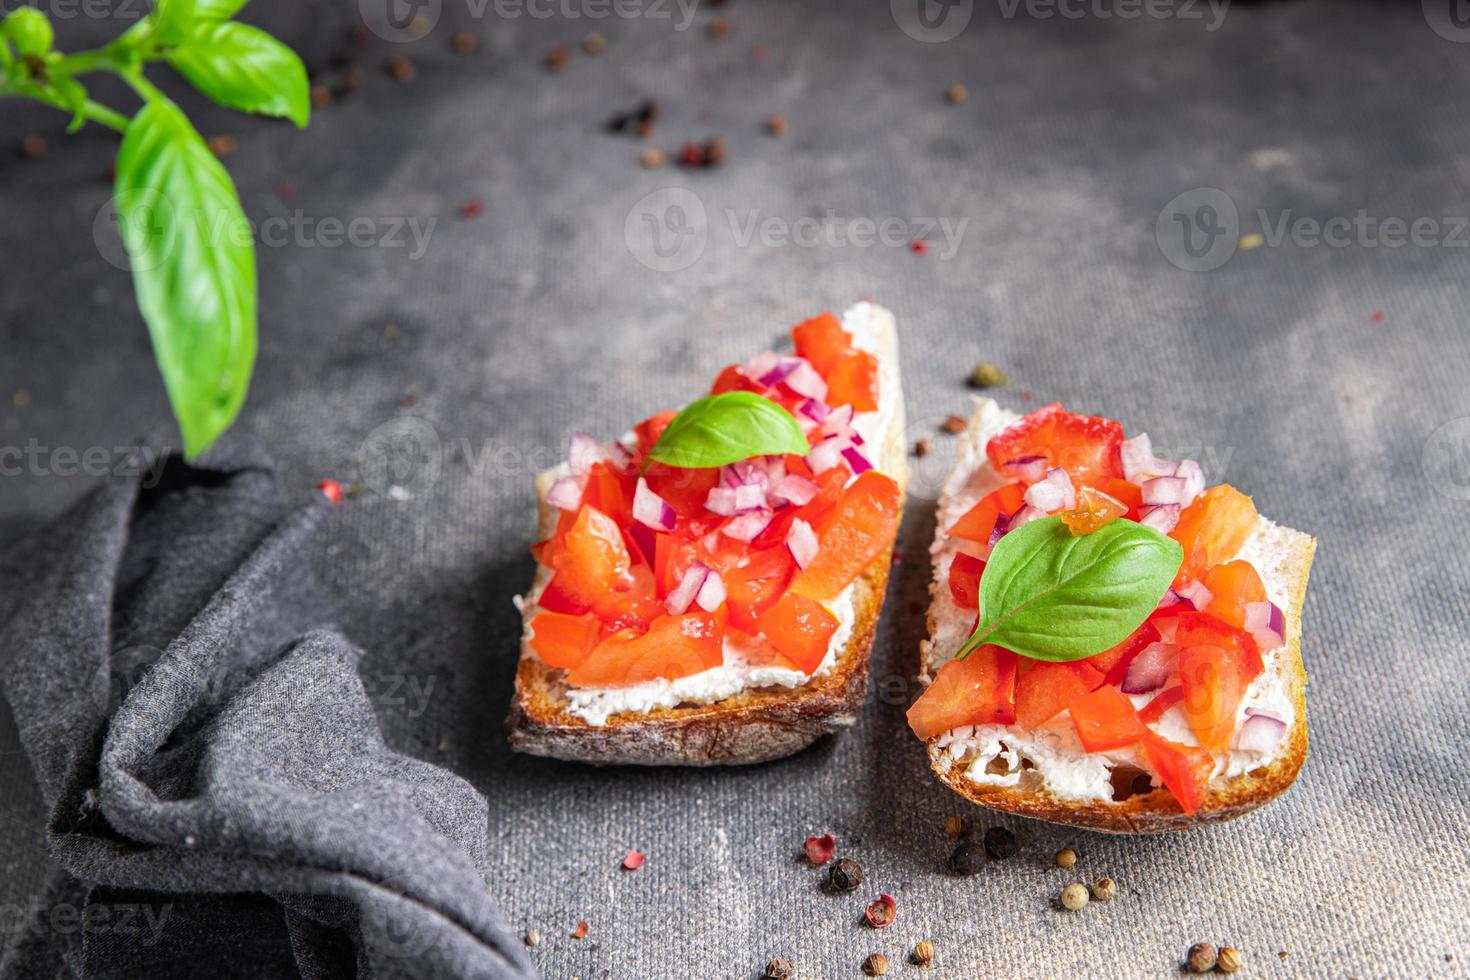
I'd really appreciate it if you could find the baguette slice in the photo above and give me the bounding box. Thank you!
[918,400,1313,833]
[506,304,909,766]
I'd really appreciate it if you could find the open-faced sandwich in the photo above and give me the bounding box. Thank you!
[909,400,1314,832]
[507,303,908,765]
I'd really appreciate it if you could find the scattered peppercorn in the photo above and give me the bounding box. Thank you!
[1091,877,1116,902]
[570,920,588,939]
[636,118,655,139]
[1054,848,1077,868]
[804,834,836,865]
[1186,943,1217,973]
[767,114,787,136]
[206,134,238,157]
[338,68,365,95]
[913,438,932,458]
[862,953,888,976]
[457,199,483,219]
[864,894,896,929]
[310,84,331,108]
[708,18,731,38]
[349,25,371,47]
[912,941,934,967]
[583,32,606,54]
[1059,883,1089,910]
[944,815,968,839]
[969,361,1008,388]
[910,239,929,255]
[408,13,430,36]
[826,857,863,892]
[524,930,541,947]
[1217,947,1242,974]
[451,31,478,54]
[946,840,985,876]
[678,141,706,167]
[942,415,967,434]
[18,133,46,159]
[386,54,415,82]
[702,137,727,165]
[983,827,1019,860]
[636,99,660,124]
[764,958,794,979]
[947,83,968,104]
[640,147,666,168]
[545,46,569,71]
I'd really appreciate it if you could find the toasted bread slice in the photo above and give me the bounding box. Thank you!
[506,304,909,766]
[918,400,1313,833]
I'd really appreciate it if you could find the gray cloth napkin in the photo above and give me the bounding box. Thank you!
[0,438,537,980]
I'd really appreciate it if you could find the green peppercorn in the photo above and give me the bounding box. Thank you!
[983,826,1019,860]
[1091,877,1116,902]
[1054,848,1077,868]
[946,840,986,876]
[969,361,1008,388]
[1059,883,1089,910]
[827,857,863,892]
[862,953,888,976]
[1217,947,1242,974]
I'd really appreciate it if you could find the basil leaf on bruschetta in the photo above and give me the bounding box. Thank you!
[646,391,811,470]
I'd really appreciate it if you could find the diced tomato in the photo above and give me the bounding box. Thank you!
[654,533,704,597]
[1137,685,1184,724]
[985,402,1125,489]
[825,349,879,412]
[1104,478,1144,517]
[752,592,839,673]
[581,462,634,522]
[1089,620,1162,688]
[791,311,852,376]
[1170,484,1259,586]
[711,364,763,395]
[552,505,634,606]
[1068,685,1147,752]
[644,464,720,517]
[947,553,985,610]
[1058,484,1128,535]
[529,611,601,669]
[591,580,664,635]
[1176,643,1250,753]
[634,410,679,454]
[1140,731,1214,817]
[564,609,725,688]
[724,547,796,631]
[1202,560,1268,630]
[1014,659,1103,729]
[906,645,1018,740]
[948,483,1025,543]
[1172,611,1263,678]
[788,471,902,601]
[538,574,591,614]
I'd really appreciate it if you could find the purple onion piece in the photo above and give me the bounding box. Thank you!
[840,446,873,475]
[567,432,606,476]
[1121,642,1179,695]
[1142,475,1188,506]
[547,477,583,512]
[1001,455,1048,484]
[721,510,773,542]
[1235,713,1288,755]
[1138,503,1180,533]
[695,570,727,612]
[633,478,677,532]
[787,518,819,568]
[665,563,709,615]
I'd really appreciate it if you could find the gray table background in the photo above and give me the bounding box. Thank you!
[3,0,1469,976]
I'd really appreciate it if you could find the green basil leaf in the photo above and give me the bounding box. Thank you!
[960,516,1182,663]
[115,97,256,459]
[193,0,251,20]
[647,392,811,469]
[1,8,53,57]
[166,21,308,127]
[149,0,197,44]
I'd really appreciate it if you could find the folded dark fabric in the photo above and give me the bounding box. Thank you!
[0,439,537,980]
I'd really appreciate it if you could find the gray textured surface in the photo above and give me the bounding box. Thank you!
[2,0,1469,976]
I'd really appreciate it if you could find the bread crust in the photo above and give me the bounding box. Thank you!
[506,309,908,766]
[920,402,1314,833]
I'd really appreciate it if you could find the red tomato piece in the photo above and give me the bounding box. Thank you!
[634,410,679,455]
[947,553,985,610]
[1202,559,1268,631]
[948,483,1025,543]
[752,592,839,673]
[984,402,1125,489]
[1170,484,1259,587]
[538,574,591,615]
[825,349,879,412]
[1137,685,1184,724]
[711,364,763,395]
[1014,659,1104,730]
[791,311,852,376]
[1068,685,1147,752]
[1176,643,1250,753]
[1172,611,1263,678]
[907,645,1018,740]
[1104,478,1144,517]
[653,533,704,597]
[565,610,725,688]
[591,582,664,635]
[724,547,796,632]
[528,611,601,669]
[1140,731,1214,817]
[581,462,635,522]
[553,505,633,606]
[644,464,720,518]
[788,471,902,601]
[1089,619,1162,688]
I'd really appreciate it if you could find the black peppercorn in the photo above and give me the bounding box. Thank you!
[946,840,985,876]
[827,857,863,892]
[983,826,1019,860]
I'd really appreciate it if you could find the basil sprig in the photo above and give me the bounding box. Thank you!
[958,516,1182,662]
[1,0,309,457]
[647,392,811,469]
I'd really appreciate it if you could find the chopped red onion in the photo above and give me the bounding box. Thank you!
[722,510,774,542]
[605,441,635,471]
[820,404,856,439]
[840,446,873,475]
[1236,712,1287,755]
[633,478,677,531]
[1175,579,1214,611]
[1138,503,1180,533]
[705,487,739,517]
[547,477,583,511]
[807,438,844,475]
[1174,459,1205,506]
[1142,475,1188,506]
[787,518,819,568]
[567,433,606,476]
[695,570,727,612]
[1002,455,1048,484]
[756,357,799,388]
[799,398,832,423]
[1156,588,1186,609]
[782,360,828,401]
[772,473,819,506]
[744,351,781,380]
[1120,432,1174,483]
[1009,504,1046,529]
[1121,642,1179,694]
[1023,467,1075,513]
[733,483,767,512]
[1244,600,1286,650]
[665,563,709,615]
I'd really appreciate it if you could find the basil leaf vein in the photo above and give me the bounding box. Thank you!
[646,391,811,469]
